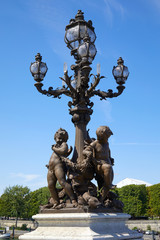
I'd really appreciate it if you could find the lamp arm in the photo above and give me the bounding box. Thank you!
[91,85,125,100]
[87,74,105,94]
[59,71,77,94]
[112,85,125,97]
[34,82,71,99]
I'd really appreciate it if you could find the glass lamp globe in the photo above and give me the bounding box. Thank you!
[64,10,96,60]
[77,39,97,63]
[112,57,129,84]
[30,53,48,82]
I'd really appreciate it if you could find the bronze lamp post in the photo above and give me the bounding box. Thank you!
[21,11,144,240]
[30,10,129,167]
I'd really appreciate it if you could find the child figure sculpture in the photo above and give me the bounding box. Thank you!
[90,126,114,201]
[47,128,77,208]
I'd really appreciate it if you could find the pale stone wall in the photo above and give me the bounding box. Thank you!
[126,220,160,232]
[0,219,160,232]
[0,219,36,229]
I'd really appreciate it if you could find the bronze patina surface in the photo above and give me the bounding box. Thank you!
[30,10,129,213]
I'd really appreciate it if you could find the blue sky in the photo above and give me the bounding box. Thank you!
[0,0,160,196]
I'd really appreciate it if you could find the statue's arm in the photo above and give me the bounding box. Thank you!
[90,141,97,158]
[52,143,68,156]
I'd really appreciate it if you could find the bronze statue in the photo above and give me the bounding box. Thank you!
[89,126,115,202]
[43,126,123,211]
[46,128,77,208]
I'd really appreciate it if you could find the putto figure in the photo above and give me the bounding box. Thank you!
[46,128,77,208]
[90,126,115,202]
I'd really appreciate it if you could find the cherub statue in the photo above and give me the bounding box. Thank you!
[46,128,77,208]
[90,126,115,201]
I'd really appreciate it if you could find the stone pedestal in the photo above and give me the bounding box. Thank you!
[19,212,143,240]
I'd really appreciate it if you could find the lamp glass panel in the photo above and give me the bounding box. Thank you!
[30,62,39,74]
[66,26,79,43]
[87,28,96,42]
[70,40,79,50]
[116,77,123,83]
[69,42,74,49]
[113,66,123,77]
[40,74,44,80]
[65,30,73,42]
[78,43,87,57]
[123,66,129,78]
[88,57,93,63]
[40,62,47,74]
[89,44,97,58]
[74,40,79,49]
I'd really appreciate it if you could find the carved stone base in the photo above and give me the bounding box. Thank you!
[19,212,143,240]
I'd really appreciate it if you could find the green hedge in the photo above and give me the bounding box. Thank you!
[0,183,160,218]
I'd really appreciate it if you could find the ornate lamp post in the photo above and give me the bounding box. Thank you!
[21,10,143,240]
[19,9,145,240]
[30,10,129,166]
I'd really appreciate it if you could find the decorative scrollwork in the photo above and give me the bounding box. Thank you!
[91,85,125,100]
[87,74,105,94]
[34,82,71,99]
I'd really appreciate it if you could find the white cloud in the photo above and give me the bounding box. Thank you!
[93,97,113,124]
[104,0,126,26]
[0,174,47,195]
[24,0,65,33]
[152,0,160,12]
[100,100,113,122]
[28,179,47,189]
[11,173,40,182]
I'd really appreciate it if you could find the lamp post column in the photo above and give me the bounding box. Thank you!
[69,65,93,165]
[70,105,93,164]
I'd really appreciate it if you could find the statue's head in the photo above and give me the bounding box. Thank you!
[96,126,113,141]
[54,128,68,143]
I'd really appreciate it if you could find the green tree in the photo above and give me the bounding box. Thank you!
[147,183,160,217]
[116,184,148,217]
[0,185,56,219]
[0,185,30,225]
[0,193,11,218]
[27,187,50,217]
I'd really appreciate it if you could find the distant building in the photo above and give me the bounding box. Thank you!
[116,178,152,188]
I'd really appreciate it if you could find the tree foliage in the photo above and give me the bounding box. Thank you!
[1,183,160,219]
[27,187,50,217]
[0,185,50,219]
[116,184,148,217]
[147,183,160,217]
[0,185,30,219]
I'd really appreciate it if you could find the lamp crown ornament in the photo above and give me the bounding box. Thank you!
[75,10,84,21]
[35,52,42,62]
[117,56,124,65]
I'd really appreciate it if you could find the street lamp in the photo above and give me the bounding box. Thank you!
[30,10,129,166]
[30,53,48,82]
[112,57,129,84]
[20,9,146,240]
